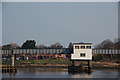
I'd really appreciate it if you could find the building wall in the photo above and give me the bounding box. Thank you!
[71,44,92,60]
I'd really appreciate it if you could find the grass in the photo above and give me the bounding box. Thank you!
[2,58,71,66]
[2,59,119,69]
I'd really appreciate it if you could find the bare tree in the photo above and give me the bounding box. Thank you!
[95,39,114,49]
[49,42,63,48]
[2,43,20,50]
[36,44,47,48]
[68,42,73,48]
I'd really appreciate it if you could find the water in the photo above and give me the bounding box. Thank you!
[2,68,118,78]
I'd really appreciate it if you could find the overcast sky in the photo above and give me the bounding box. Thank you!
[0,2,2,46]
[2,2,118,47]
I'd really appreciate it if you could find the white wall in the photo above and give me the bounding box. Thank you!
[71,44,92,60]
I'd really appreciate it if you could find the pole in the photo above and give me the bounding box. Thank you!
[12,55,15,67]
[72,60,75,66]
[88,60,90,68]
[87,60,91,73]
[11,49,15,67]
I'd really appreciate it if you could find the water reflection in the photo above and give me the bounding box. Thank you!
[69,73,92,78]
[2,68,118,78]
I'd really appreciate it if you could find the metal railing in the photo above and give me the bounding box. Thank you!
[1,49,120,55]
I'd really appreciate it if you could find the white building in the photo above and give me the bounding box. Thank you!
[71,43,92,60]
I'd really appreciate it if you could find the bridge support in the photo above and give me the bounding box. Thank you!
[36,54,39,60]
[2,49,17,73]
[12,55,15,67]
[10,49,15,67]
[87,60,90,68]
[87,60,91,73]
[72,60,75,66]
[68,60,92,74]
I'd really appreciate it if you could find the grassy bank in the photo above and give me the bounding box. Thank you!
[2,59,119,69]
[2,58,71,66]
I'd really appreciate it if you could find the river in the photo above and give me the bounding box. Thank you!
[2,68,118,78]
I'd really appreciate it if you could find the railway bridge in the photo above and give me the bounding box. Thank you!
[1,48,119,61]
[1,48,119,55]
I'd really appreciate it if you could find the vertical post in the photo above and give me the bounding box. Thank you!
[72,60,75,66]
[87,60,90,68]
[36,54,38,60]
[87,60,91,73]
[11,49,15,67]
[26,56,29,60]
[12,55,15,67]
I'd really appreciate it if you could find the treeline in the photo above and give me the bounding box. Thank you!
[2,38,120,50]
[95,38,120,49]
[2,40,63,50]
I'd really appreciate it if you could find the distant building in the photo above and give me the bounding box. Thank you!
[71,43,92,60]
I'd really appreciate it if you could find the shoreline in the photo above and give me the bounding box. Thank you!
[2,64,119,70]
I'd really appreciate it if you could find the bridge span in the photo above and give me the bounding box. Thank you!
[1,49,120,55]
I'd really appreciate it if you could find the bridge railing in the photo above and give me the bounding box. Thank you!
[0,48,67,55]
[0,49,120,55]
[92,49,119,54]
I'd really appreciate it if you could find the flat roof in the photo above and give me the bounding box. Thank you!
[73,43,92,45]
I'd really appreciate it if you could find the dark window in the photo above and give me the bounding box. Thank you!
[80,53,86,57]
[81,46,85,49]
[86,46,91,49]
[75,46,79,49]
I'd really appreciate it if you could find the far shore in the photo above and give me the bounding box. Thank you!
[2,62,119,70]
[2,59,119,70]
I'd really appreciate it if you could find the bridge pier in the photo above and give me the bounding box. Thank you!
[11,54,15,67]
[72,60,75,66]
[10,49,15,67]
[87,60,92,73]
[2,49,17,73]
[68,60,92,74]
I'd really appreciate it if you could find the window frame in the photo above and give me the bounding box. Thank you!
[75,46,79,49]
[80,46,85,49]
[80,53,86,57]
[86,46,91,49]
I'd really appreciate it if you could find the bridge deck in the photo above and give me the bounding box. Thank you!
[1,49,120,54]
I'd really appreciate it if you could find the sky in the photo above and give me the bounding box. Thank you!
[2,2,118,47]
[1,0,120,2]
[0,2,2,46]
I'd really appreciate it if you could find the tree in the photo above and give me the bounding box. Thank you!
[114,41,120,49]
[49,42,63,48]
[21,40,36,49]
[95,39,114,49]
[113,38,120,49]
[93,54,103,61]
[68,42,73,53]
[36,44,47,48]
[2,43,20,50]
[68,42,73,48]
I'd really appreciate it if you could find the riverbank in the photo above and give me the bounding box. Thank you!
[2,63,119,70]
[92,61,119,69]
[2,59,119,69]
